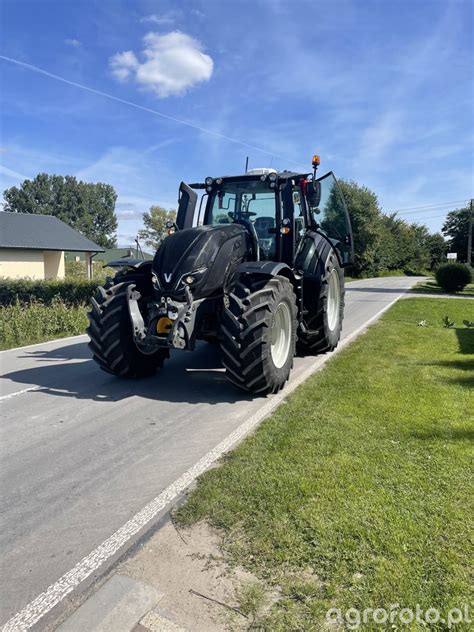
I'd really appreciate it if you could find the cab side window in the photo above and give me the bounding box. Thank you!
[293,187,305,245]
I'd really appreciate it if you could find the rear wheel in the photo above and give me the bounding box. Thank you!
[87,280,167,377]
[298,247,345,354]
[220,275,297,394]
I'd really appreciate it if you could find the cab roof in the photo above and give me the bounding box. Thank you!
[189,170,311,189]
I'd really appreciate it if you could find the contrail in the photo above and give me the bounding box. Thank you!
[0,55,303,168]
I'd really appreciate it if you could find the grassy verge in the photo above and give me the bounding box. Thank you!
[178,298,474,630]
[412,279,474,297]
[0,299,88,350]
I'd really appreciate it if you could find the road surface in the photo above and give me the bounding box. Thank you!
[0,277,424,628]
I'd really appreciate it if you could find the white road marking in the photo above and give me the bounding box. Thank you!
[0,386,41,402]
[1,289,408,632]
[0,334,86,354]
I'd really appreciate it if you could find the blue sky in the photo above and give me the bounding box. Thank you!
[1,0,472,245]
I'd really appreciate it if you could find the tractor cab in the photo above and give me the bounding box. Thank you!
[178,159,353,268]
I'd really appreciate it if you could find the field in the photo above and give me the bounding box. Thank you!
[178,298,474,630]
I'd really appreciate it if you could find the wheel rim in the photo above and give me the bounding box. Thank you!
[327,268,341,332]
[271,301,292,368]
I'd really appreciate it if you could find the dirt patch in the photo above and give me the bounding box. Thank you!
[117,519,258,631]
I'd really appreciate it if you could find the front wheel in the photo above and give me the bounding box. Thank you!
[87,280,168,377]
[220,275,297,394]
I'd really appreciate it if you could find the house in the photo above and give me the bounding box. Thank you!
[65,246,154,264]
[0,212,104,280]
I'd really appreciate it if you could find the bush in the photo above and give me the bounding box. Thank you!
[0,278,100,307]
[65,260,115,282]
[0,299,88,349]
[435,263,472,293]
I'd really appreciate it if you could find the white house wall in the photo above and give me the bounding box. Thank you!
[0,248,45,279]
[43,251,65,279]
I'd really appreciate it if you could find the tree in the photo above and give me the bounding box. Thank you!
[3,173,118,248]
[336,180,439,275]
[442,207,470,262]
[138,205,176,251]
[337,180,384,276]
[425,232,448,270]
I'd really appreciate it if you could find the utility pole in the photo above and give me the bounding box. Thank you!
[468,198,473,267]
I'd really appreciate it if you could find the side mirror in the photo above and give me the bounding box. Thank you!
[307,181,321,209]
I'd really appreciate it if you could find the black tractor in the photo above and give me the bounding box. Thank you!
[87,156,353,394]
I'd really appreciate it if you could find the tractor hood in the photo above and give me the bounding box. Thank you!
[152,224,248,300]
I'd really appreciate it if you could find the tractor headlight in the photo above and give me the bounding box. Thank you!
[269,182,276,189]
[177,267,207,289]
[205,176,214,186]
[268,172,277,182]
[206,186,213,193]
[215,177,223,185]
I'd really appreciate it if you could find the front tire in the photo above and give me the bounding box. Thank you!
[87,280,167,377]
[220,275,297,394]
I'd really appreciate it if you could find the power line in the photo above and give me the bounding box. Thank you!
[382,211,452,222]
[408,213,450,221]
[0,55,305,170]
[388,200,469,214]
[392,213,447,222]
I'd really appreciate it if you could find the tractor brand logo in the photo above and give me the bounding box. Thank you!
[164,273,172,283]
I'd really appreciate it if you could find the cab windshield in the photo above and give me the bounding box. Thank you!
[205,180,277,260]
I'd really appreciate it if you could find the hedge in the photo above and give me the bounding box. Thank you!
[435,263,472,293]
[0,278,100,307]
[0,299,88,349]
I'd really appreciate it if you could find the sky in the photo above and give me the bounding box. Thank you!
[0,0,473,246]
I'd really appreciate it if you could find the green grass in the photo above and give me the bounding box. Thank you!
[412,279,474,297]
[0,299,88,349]
[178,298,474,630]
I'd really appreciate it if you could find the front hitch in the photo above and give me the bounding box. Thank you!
[126,284,201,351]
[126,285,147,343]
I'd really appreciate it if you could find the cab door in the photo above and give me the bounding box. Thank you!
[310,172,354,266]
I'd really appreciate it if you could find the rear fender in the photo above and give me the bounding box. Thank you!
[236,261,295,279]
[235,261,302,315]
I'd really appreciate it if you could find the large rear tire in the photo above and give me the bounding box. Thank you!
[87,280,167,377]
[220,275,297,394]
[297,246,345,354]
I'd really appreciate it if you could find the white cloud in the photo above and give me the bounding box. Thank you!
[110,51,138,81]
[140,12,177,25]
[116,209,143,220]
[109,31,214,98]
[0,164,29,183]
[64,38,81,47]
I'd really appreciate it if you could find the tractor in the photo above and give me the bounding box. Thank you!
[87,156,353,394]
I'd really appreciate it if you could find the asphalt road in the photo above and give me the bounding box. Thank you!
[0,276,424,627]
